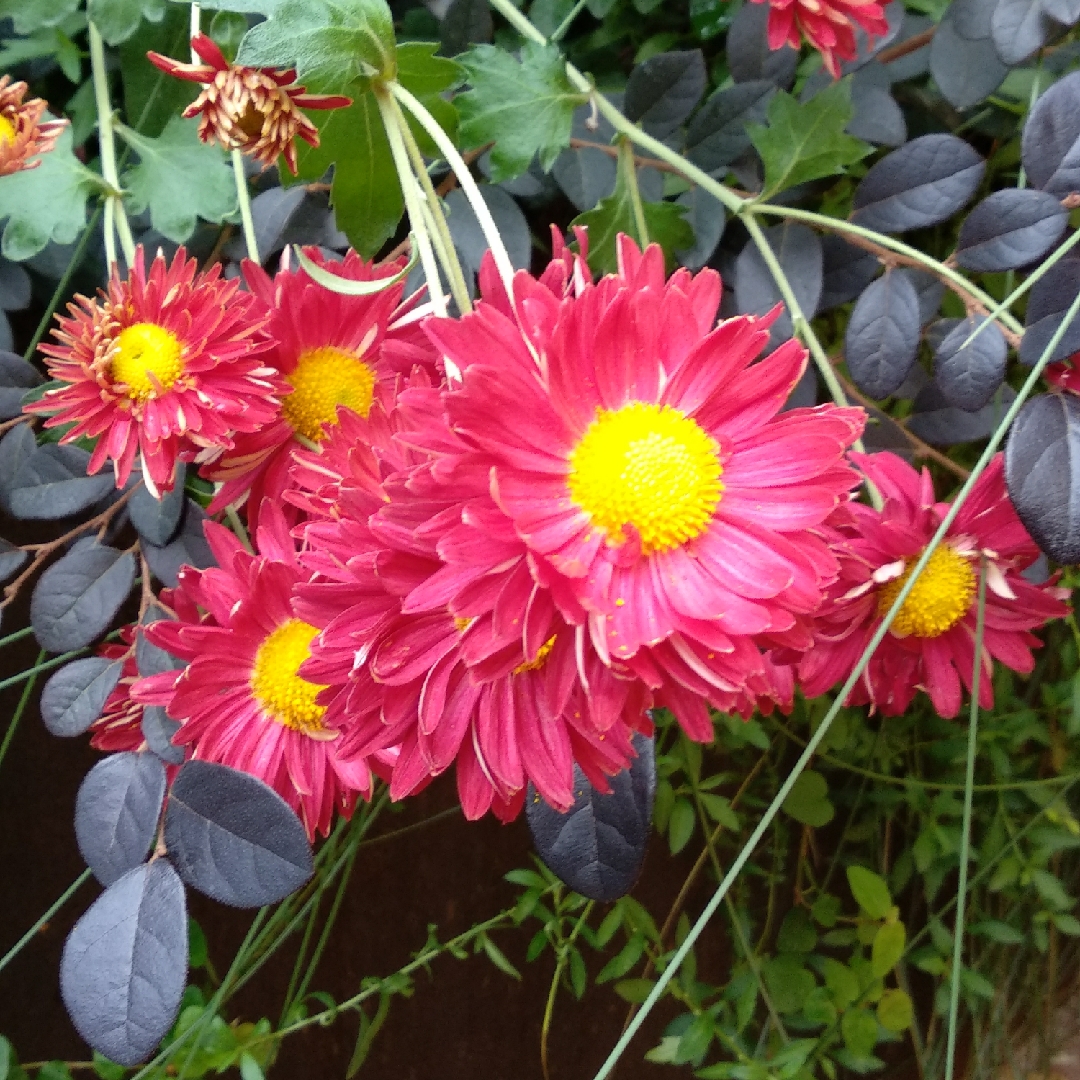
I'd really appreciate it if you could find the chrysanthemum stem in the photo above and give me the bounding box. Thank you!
[944,560,987,1080]
[618,138,650,248]
[375,88,453,363]
[591,282,1080,1080]
[388,80,518,297]
[0,868,92,975]
[88,22,135,269]
[387,93,472,313]
[231,149,260,264]
[0,647,45,779]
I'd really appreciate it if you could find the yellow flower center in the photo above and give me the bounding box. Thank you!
[281,346,377,442]
[875,545,976,639]
[513,635,557,675]
[249,619,328,734]
[111,322,184,401]
[567,402,723,555]
[0,114,15,148]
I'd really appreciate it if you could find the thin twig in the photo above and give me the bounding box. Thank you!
[877,25,936,64]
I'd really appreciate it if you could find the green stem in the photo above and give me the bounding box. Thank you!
[0,627,36,650]
[88,23,135,268]
[0,868,92,975]
[0,648,46,777]
[619,138,649,247]
[943,560,987,1080]
[0,648,91,693]
[231,149,260,264]
[388,80,518,296]
[551,0,590,40]
[374,88,448,329]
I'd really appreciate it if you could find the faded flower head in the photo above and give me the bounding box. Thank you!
[147,34,351,173]
[754,0,891,78]
[0,75,68,177]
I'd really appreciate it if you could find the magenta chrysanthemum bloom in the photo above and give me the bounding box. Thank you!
[203,247,437,526]
[27,246,283,496]
[799,452,1070,718]
[752,0,890,78]
[131,504,375,838]
[426,237,866,739]
[290,371,651,820]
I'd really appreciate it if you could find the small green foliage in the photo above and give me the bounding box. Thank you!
[847,866,893,920]
[0,0,80,34]
[0,1037,11,1080]
[120,117,238,242]
[870,920,905,978]
[237,0,396,92]
[877,988,913,1033]
[0,127,100,261]
[841,1006,880,1058]
[457,43,587,181]
[782,769,835,827]
[88,0,166,46]
[748,80,871,199]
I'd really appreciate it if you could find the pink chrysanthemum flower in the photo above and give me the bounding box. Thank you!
[799,452,1070,718]
[131,503,375,839]
[0,74,67,176]
[290,370,651,820]
[426,237,866,740]
[203,247,438,525]
[751,0,890,78]
[27,246,283,495]
[147,35,351,174]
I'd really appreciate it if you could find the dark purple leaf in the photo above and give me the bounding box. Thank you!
[624,51,706,140]
[933,315,1008,411]
[956,189,1068,272]
[41,657,122,737]
[845,270,920,398]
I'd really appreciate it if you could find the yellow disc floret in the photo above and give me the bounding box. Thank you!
[875,545,976,639]
[0,113,15,148]
[250,619,328,734]
[111,322,184,401]
[513,635,557,675]
[282,345,377,441]
[567,402,723,556]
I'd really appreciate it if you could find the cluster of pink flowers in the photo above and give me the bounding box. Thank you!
[31,235,1068,840]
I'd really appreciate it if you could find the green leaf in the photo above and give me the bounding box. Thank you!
[396,41,463,156]
[188,917,209,969]
[748,80,871,199]
[847,865,893,920]
[674,1014,714,1064]
[120,116,238,242]
[480,933,522,980]
[37,1065,71,1080]
[777,907,817,954]
[1029,868,1074,911]
[876,989,913,1033]
[91,1052,125,1080]
[822,958,859,1010]
[0,0,80,33]
[763,954,816,1015]
[569,947,587,999]
[781,770,835,828]
[0,1037,11,1080]
[841,1007,879,1058]
[238,1056,264,1080]
[291,90,401,258]
[0,126,99,262]
[457,42,587,181]
[969,919,1025,944]
[596,930,645,983]
[237,0,396,92]
[88,0,166,45]
[811,894,842,928]
[571,167,692,276]
[668,797,696,854]
[614,977,655,1003]
[595,904,623,948]
[1052,912,1080,935]
[699,792,739,830]
[871,921,905,978]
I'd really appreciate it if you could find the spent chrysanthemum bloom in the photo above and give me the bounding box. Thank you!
[203,247,438,526]
[799,452,1070,718]
[289,371,651,820]
[426,236,866,740]
[0,74,67,176]
[752,0,890,77]
[26,246,283,496]
[131,503,377,839]
[147,34,350,173]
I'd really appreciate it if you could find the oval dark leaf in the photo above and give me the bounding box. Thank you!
[1022,71,1080,196]
[726,2,798,87]
[0,537,28,582]
[41,657,123,738]
[675,187,725,271]
[76,752,167,886]
[819,235,880,310]
[30,542,136,653]
[624,50,706,140]
[249,185,307,260]
[1019,257,1080,366]
[60,860,187,1067]
[0,260,31,311]
[1042,0,1080,24]
[445,186,531,274]
[847,77,905,148]
[1005,392,1080,563]
[136,604,184,679]
[163,760,313,907]
[851,134,985,233]
[845,271,920,398]
[956,189,1068,273]
[527,733,655,903]
[142,705,184,766]
[906,382,1015,445]
[951,0,996,38]
[0,350,42,419]
[685,81,775,175]
[903,267,945,327]
[934,316,1008,411]
[992,0,1051,64]
[0,422,38,512]
[142,500,215,588]
[930,16,1009,111]
[734,222,823,349]
[128,466,185,547]
[7,444,114,521]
